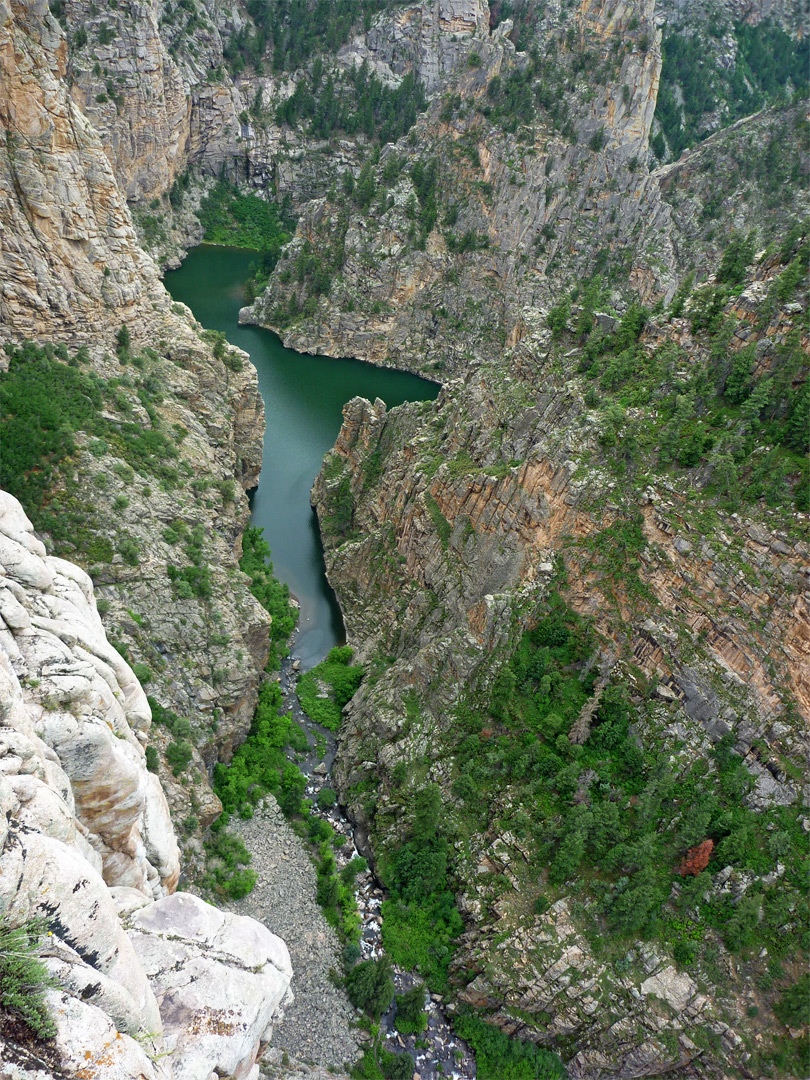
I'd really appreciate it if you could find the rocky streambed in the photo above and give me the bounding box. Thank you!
[226,654,475,1080]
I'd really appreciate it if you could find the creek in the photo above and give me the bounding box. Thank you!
[166,247,473,1078]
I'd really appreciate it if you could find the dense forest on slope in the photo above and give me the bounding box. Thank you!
[222,0,409,73]
[654,19,809,159]
[548,228,810,512]
[275,63,427,144]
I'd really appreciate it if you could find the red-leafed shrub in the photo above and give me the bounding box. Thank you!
[678,839,714,877]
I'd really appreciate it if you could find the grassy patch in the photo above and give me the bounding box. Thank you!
[0,341,183,560]
[198,181,295,252]
[0,918,56,1040]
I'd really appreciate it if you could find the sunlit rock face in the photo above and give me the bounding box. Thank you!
[0,490,293,1079]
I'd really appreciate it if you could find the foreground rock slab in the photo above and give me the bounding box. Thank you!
[0,491,292,1080]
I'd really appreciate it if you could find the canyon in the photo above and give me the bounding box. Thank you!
[0,0,807,1076]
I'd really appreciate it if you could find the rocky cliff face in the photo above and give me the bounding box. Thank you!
[0,491,292,1079]
[312,237,809,1075]
[0,0,172,341]
[64,0,190,202]
[241,0,667,373]
[243,4,806,379]
[0,0,275,847]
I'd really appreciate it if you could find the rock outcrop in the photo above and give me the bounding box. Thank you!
[0,0,171,341]
[0,490,292,1079]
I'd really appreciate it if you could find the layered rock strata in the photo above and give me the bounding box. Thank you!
[311,254,809,1076]
[0,0,171,340]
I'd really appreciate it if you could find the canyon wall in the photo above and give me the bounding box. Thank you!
[311,232,809,1076]
[0,491,292,1080]
[1,0,274,843]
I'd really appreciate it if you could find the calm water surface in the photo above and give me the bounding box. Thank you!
[165,245,438,669]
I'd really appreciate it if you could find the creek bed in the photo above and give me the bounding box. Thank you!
[278,655,476,1080]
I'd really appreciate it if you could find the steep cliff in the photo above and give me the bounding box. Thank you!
[242,3,806,381]
[0,0,274,846]
[312,236,809,1076]
[0,491,292,1079]
[0,0,171,340]
[243,0,669,374]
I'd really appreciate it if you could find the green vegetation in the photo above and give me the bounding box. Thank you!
[558,234,810,511]
[276,61,426,145]
[271,218,349,326]
[165,739,194,775]
[454,1012,566,1080]
[201,821,257,899]
[474,43,588,141]
[351,1035,414,1080]
[0,918,56,1040]
[393,983,427,1034]
[240,526,297,667]
[775,973,810,1028]
[198,182,296,297]
[167,524,213,600]
[297,645,364,731]
[345,955,395,1019]
[198,181,295,251]
[0,341,184,561]
[408,157,439,250]
[213,681,304,818]
[147,697,196,777]
[210,677,364,938]
[223,0,407,75]
[379,784,464,992]
[655,21,809,159]
[441,593,808,969]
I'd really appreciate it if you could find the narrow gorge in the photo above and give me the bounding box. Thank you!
[0,0,808,1077]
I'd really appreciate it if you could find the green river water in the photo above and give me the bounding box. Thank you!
[165,245,439,669]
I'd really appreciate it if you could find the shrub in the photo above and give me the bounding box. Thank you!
[166,739,193,776]
[213,682,296,817]
[0,918,57,1039]
[117,538,140,566]
[132,662,152,685]
[317,787,337,809]
[454,1012,566,1079]
[345,955,395,1019]
[678,839,713,876]
[775,974,810,1028]
[202,821,257,899]
[547,299,570,337]
[298,646,364,732]
[116,324,131,355]
[394,983,427,1034]
[145,745,159,773]
[198,181,295,256]
[239,526,297,667]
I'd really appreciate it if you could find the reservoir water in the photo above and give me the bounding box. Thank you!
[165,246,439,669]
